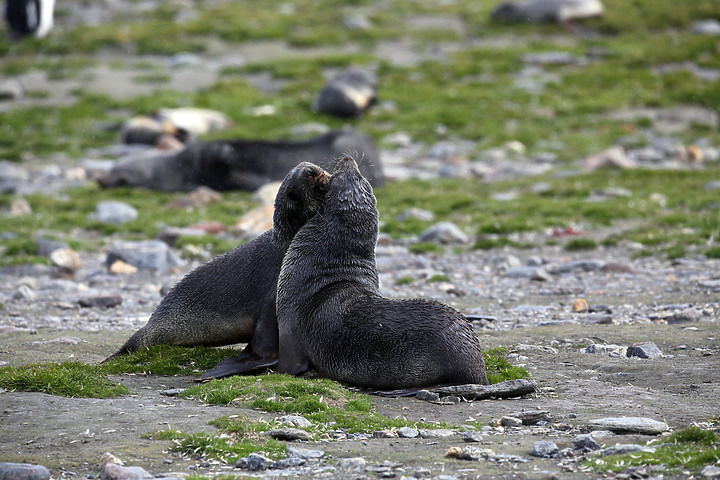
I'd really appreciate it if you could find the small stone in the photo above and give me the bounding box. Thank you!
[583,146,636,171]
[666,310,698,324]
[573,298,589,313]
[13,285,36,301]
[160,388,185,397]
[263,428,310,441]
[530,440,558,458]
[601,444,656,456]
[701,465,720,478]
[692,19,720,35]
[574,434,601,452]
[0,462,51,480]
[396,208,434,222]
[168,186,222,209]
[500,416,523,428]
[279,415,312,428]
[373,429,399,438]
[418,222,469,244]
[418,429,455,439]
[506,411,552,425]
[106,240,180,273]
[461,431,485,443]
[340,457,366,470]
[10,198,32,216]
[108,260,138,275]
[416,390,441,402]
[77,295,123,308]
[548,259,605,274]
[236,453,274,471]
[588,417,668,435]
[584,344,626,355]
[36,238,69,257]
[626,342,663,359]
[50,248,82,272]
[397,427,419,438]
[502,266,552,281]
[0,79,24,101]
[273,457,305,469]
[94,201,138,224]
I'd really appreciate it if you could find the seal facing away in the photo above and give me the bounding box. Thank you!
[276,156,488,390]
[105,162,330,378]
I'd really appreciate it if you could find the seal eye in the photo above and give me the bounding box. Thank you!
[304,168,316,178]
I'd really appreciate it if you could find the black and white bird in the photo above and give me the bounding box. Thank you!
[4,0,55,40]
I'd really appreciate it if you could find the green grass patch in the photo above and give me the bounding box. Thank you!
[483,347,531,384]
[427,274,451,283]
[408,242,445,255]
[100,345,239,376]
[0,362,128,398]
[588,426,720,474]
[394,276,416,285]
[564,237,599,251]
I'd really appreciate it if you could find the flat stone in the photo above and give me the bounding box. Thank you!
[263,428,310,441]
[601,443,656,456]
[433,379,536,400]
[503,266,552,281]
[77,295,123,308]
[418,429,455,439]
[94,201,138,224]
[418,222,469,244]
[279,415,312,428]
[106,240,180,273]
[461,431,485,443]
[340,457,366,470]
[235,453,274,471]
[397,427,419,438]
[416,390,441,402]
[587,417,668,435]
[701,465,720,478]
[286,447,324,459]
[0,463,51,480]
[500,416,523,427]
[548,259,605,274]
[100,463,152,480]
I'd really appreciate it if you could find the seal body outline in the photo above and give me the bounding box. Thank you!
[276,156,488,390]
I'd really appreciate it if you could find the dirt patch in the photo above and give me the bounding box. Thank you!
[1,321,718,479]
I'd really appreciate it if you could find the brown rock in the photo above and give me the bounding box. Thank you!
[583,146,635,171]
[168,186,222,209]
[573,298,589,313]
[108,260,138,275]
[232,204,274,236]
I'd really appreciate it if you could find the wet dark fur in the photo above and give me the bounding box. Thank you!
[105,162,330,376]
[276,156,488,390]
[99,128,382,192]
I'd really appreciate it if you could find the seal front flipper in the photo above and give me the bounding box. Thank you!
[197,352,278,381]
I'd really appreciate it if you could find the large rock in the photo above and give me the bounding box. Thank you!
[0,463,51,480]
[587,417,668,435]
[105,240,180,273]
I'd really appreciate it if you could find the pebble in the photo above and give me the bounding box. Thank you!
[587,417,668,435]
[235,453,274,471]
[500,416,523,428]
[573,434,601,452]
[105,240,180,273]
[397,427,419,438]
[49,248,82,272]
[279,415,312,428]
[418,222,469,244]
[530,440,558,458]
[13,285,36,301]
[339,457,366,470]
[0,463,51,480]
[460,431,485,443]
[93,201,139,224]
[626,342,663,359]
[418,429,455,439]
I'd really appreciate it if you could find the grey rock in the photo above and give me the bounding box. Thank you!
[461,431,485,443]
[36,238,69,257]
[0,463,51,480]
[601,443,656,456]
[705,180,720,191]
[434,379,536,400]
[396,208,435,222]
[626,342,663,359]
[692,19,720,35]
[263,428,311,441]
[506,411,552,425]
[13,285,36,301]
[106,240,180,272]
[286,447,324,459]
[584,344,626,355]
[416,390,441,402]
[94,201,139,224]
[573,434,601,452]
[666,310,699,324]
[418,222,469,244]
[0,79,24,101]
[503,266,552,281]
[279,415,312,428]
[530,440,559,457]
[340,457,366,470]
[397,427,419,438]
[500,416,523,427]
[588,417,668,435]
[343,14,371,30]
[523,51,580,65]
[273,457,305,469]
[289,122,330,137]
[236,453,274,471]
[100,463,152,480]
[701,465,720,478]
[418,429,455,439]
[490,253,522,270]
[160,388,185,396]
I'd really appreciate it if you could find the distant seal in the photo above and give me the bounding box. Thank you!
[491,0,603,24]
[276,156,488,390]
[105,162,330,378]
[99,127,383,191]
[313,67,377,118]
[4,0,55,40]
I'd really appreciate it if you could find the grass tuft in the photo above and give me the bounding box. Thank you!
[0,362,128,398]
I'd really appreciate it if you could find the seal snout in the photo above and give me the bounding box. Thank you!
[333,155,361,175]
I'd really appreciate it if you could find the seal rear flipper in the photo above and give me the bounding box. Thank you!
[196,353,277,382]
[369,387,426,397]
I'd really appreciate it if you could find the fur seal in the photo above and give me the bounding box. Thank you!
[105,162,330,378]
[313,67,377,118]
[99,127,383,191]
[4,0,55,40]
[275,155,488,390]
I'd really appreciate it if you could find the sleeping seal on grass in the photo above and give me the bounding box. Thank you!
[275,155,488,390]
[105,162,330,378]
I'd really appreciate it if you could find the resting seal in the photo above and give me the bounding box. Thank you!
[276,156,488,390]
[491,0,603,24]
[313,67,377,118]
[99,127,382,191]
[105,162,330,377]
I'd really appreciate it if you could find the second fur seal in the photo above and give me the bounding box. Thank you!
[105,162,330,378]
[276,156,488,390]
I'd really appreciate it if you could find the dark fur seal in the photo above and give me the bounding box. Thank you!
[99,127,383,192]
[276,156,488,390]
[105,162,330,378]
[4,0,54,40]
[313,67,377,118]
